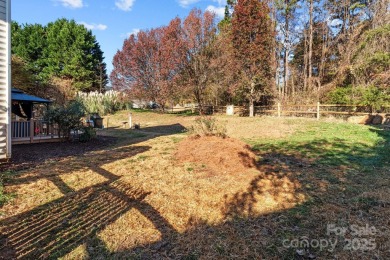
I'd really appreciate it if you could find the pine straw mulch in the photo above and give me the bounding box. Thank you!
[175,135,258,175]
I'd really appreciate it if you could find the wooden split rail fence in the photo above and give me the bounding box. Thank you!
[168,103,390,120]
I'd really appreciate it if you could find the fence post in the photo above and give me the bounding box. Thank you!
[30,119,34,143]
[317,102,320,120]
[129,113,132,129]
[277,102,281,118]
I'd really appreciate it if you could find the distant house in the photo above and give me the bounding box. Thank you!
[0,0,11,159]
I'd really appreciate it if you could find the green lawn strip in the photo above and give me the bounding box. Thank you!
[0,170,16,208]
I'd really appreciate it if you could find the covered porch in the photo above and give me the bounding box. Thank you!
[11,88,63,144]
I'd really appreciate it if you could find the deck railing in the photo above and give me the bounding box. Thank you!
[12,120,60,143]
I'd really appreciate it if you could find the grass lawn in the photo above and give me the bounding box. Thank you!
[0,110,389,259]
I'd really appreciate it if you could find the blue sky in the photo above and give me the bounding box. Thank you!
[12,0,227,81]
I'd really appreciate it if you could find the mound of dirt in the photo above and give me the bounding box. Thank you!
[175,136,257,174]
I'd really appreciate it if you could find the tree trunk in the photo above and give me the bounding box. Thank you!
[272,3,278,99]
[283,20,289,100]
[249,99,254,117]
[308,0,313,90]
[291,70,295,99]
[284,47,288,100]
[195,88,204,115]
[303,29,308,92]
[249,82,255,117]
[277,67,281,99]
[319,22,328,82]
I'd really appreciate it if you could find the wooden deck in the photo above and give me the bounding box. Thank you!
[11,120,64,145]
[12,135,64,145]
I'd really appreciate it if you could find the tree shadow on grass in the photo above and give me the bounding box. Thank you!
[1,123,186,172]
[160,126,389,258]
[0,124,186,258]
[137,123,187,134]
[253,125,389,170]
[0,180,178,259]
[0,140,155,258]
[109,131,388,258]
[0,125,389,259]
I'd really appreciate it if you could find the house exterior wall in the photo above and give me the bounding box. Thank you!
[0,0,11,159]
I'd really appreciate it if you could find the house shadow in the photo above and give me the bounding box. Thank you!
[0,123,185,258]
[0,125,389,259]
[1,123,186,172]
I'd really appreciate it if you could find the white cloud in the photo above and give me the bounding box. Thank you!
[79,22,108,31]
[96,24,108,30]
[127,28,140,37]
[57,0,84,8]
[121,28,140,38]
[177,0,201,8]
[206,5,225,18]
[115,0,136,11]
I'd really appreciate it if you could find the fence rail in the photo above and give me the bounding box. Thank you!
[254,103,390,119]
[168,103,390,119]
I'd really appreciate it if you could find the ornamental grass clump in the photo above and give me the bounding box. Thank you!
[76,90,123,115]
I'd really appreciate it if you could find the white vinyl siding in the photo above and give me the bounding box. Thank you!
[0,0,10,159]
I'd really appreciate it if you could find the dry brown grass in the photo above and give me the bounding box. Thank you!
[0,110,389,259]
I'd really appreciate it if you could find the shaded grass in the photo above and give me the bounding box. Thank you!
[0,171,15,208]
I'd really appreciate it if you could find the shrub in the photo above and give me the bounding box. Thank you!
[326,85,389,112]
[326,86,354,105]
[79,126,97,142]
[44,100,86,139]
[189,116,227,138]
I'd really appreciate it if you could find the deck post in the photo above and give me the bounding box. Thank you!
[30,119,34,143]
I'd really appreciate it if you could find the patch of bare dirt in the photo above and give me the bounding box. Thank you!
[175,136,258,174]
